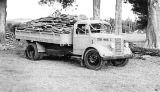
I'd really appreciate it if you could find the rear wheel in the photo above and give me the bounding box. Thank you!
[83,49,104,70]
[25,43,43,60]
[110,59,129,67]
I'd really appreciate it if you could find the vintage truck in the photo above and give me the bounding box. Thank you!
[15,20,132,70]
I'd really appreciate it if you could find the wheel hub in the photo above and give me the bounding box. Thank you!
[89,54,98,63]
[27,46,35,59]
[29,51,34,58]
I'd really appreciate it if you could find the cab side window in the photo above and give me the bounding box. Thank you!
[76,24,88,35]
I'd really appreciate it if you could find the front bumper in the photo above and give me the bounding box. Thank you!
[102,54,133,61]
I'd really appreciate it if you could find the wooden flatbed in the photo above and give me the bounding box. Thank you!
[15,29,73,45]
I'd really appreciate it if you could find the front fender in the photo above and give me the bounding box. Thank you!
[82,45,114,59]
[124,46,132,55]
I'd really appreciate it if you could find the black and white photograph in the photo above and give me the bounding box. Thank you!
[0,0,160,91]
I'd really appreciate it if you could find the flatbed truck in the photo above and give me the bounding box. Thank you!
[15,20,132,70]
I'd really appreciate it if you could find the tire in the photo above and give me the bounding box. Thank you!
[25,43,42,60]
[110,59,129,67]
[83,49,104,70]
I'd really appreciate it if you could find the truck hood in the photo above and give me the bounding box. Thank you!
[90,33,123,39]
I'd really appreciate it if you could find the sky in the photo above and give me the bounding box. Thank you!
[7,0,136,20]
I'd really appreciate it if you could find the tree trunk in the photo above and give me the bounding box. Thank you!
[115,0,122,35]
[145,0,160,49]
[93,0,100,20]
[0,0,7,44]
[156,0,160,48]
[130,0,160,56]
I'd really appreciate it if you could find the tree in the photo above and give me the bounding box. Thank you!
[39,0,75,9]
[93,0,101,20]
[115,0,122,34]
[128,0,148,29]
[126,0,160,48]
[144,0,160,48]
[126,0,160,56]
[39,0,101,20]
[128,0,160,49]
[0,0,7,44]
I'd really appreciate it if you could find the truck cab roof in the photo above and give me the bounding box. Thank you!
[75,20,110,25]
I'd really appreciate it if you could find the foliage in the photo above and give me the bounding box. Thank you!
[39,0,76,9]
[127,0,148,29]
[78,14,88,20]
[50,9,62,17]
[107,18,115,30]
[6,23,21,33]
[106,18,137,33]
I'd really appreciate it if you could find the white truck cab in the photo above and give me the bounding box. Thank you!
[73,20,132,70]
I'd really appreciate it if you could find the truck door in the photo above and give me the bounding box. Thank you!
[73,23,90,55]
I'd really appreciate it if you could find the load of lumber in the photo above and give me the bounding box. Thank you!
[17,14,79,34]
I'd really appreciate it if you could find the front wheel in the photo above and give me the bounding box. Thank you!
[83,49,104,70]
[110,59,129,67]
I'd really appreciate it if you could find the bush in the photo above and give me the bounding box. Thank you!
[6,23,22,33]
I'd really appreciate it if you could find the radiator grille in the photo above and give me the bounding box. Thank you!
[115,38,122,55]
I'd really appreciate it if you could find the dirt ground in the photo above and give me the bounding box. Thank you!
[1,44,160,92]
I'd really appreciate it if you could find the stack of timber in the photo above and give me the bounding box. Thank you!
[17,14,79,34]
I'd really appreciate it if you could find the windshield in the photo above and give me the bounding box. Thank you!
[90,23,112,33]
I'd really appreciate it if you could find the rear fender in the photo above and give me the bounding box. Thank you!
[36,42,45,52]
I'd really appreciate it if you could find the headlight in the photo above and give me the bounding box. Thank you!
[125,42,129,47]
[111,43,115,48]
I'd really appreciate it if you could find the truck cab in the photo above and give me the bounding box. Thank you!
[73,20,132,70]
